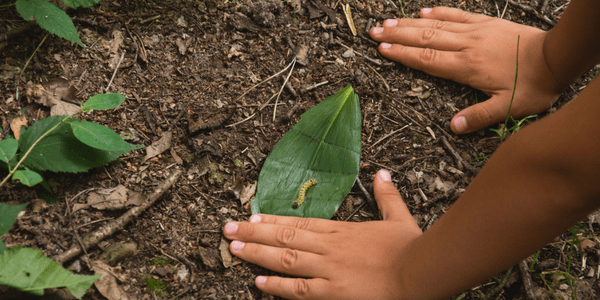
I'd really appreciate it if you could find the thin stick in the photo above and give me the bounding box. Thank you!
[519,260,536,300]
[439,136,478,175]
[18,33,49,83]
[54,168,182,264]
[105,50,126,92]
[272,57,296,122]
[366,64,389,91]
[368,123,411,149]
[235,59,296,103]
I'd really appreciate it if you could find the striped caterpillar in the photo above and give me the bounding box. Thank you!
[292,179,317,209]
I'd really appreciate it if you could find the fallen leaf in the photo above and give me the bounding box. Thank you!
[219,237,234,268]
[25,79,80,117]
[92,260,134,300]
[144,131,172,162]
[80,185,147,211]
[100,241,138,266]
[51,100,80,116]
[240,182,257,206]
[10,114,28,141]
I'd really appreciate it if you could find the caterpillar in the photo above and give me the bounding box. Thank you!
[292,179,317,209]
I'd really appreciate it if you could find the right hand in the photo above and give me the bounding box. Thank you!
[370,7,563,134]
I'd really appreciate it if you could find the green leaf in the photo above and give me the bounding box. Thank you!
[0,247,100,298]
[12,170,43,187]
[60,0,102,9]
[0,138,18,163]
[82,93,126,111]
[70,119,144,151]
[251,85,361,219]
[15,0,85,48]
[19,116,130,173]
[0,203,28,254]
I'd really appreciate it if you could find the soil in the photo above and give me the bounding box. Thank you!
[1,0,599,299]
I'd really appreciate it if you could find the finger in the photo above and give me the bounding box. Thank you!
[376,43,470,83]
[419,6,489,24]
[248,213,336,234]
[254,276,331,300]
[229,240,327,277]
[223,219,329,253]
[450,95,510,134]
[370,25,466,51]
[387,17,474,33]
[373,169,413,221]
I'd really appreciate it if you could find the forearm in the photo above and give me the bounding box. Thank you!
[544,0,600,90]
[399,78,600,299]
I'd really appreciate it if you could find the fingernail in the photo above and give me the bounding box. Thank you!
[371,27,383,34]
[224,222,238,235]
[231,240,245,251]
[380,43,391,49]
[249,214,262,223]
[452,116,468,133]
[378,169,392,182]
[383,19,397,26]
[256,276,267,286]
[422,8,432,14]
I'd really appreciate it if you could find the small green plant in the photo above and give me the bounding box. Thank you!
[0,204,100,298]
[15,0,103,48]
[0,93,143,188]
[141,274,169,297]
[490,114,538,140]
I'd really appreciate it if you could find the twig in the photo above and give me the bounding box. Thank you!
[65,189,95,270]
[540,0,550,14]
[368,123,411,149]
[54,168,182,264]
[105,50,126,92]
[18,33,49,83]
[483,266,514,300]
[344,176,373,221]
[366,64,389,91]
[337,41,382,66]
[235,59,296,103]
[508,0,555,26]
[519,260,537,300]
[302,81,329,93]
[271,57,296,122]
[439,136,478,175]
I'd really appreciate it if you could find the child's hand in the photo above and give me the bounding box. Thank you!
[223,170,422,299]
[370,7,563,134]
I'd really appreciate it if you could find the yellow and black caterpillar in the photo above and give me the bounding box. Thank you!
[292,179,317,209]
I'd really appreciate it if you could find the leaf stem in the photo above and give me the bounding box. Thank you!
[0,114,75,187]
[501,35,520,142]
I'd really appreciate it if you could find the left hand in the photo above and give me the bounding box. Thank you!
[222,170,422,299]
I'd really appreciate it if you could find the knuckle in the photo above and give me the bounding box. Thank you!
[419,48,437,64]
[294,218,312,230]
[431,20,447,30]
[276,227,297,246]
[419,28,437,44]
[279,248,299,271]
[292,278,311,298]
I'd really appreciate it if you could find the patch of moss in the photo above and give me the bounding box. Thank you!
[150,255,170,267]
[140,274,169,297]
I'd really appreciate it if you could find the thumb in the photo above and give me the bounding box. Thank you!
[450,95,509,134]
[373,169,413,221]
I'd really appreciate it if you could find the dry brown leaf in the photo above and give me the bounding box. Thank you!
[25,79,80,116]
[92,260,134,300]
[144,131,172,162]
[240,182,256,206]
[10,114,28,141]
[83,185,147,211]
[219,237,234,268]
[51,100,80,116]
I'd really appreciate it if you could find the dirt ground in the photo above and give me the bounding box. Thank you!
[1,0,600,299]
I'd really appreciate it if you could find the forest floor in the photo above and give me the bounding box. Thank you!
[1,0,600,299]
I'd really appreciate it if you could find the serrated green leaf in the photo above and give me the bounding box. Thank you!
[0,203,29,254]
[60,0,102,9]
[18,116,129,173]
[0,138,18,163]
[12,170,43,187]
[82,93,126,111]
[70,119,144,151]
[15,0,85,48]
[0,247,100,298]
[251,85,361,219]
